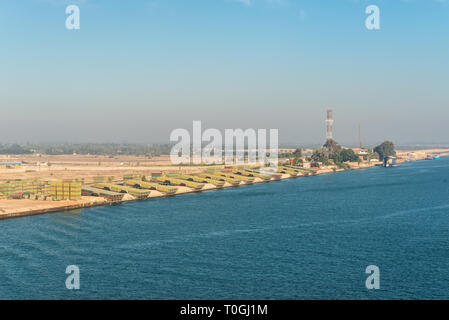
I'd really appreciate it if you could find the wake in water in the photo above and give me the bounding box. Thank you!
[116,203,449,250]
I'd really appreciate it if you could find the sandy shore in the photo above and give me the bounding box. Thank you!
[396,148,449,160]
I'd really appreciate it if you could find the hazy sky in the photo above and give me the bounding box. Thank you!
[0,0,448,145]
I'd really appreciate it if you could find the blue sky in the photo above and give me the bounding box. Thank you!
[0,0,448,145]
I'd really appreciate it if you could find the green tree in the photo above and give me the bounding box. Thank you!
[338,149,359,162]
[0,144,32,155]
[293,148,302,158]
[367,150,380,161]
[374,141,396,161]
[323,139,342,159]
[311,148,330,165]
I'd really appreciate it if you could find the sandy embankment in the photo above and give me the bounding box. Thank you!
[0,197,107,220]
[4,149,444,220]
[0,170,298,219]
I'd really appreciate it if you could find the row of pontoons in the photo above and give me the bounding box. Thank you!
[81,166,316,202]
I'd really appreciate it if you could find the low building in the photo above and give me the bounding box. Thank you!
[301,162,312,169]
[352,148,369,162]
[311,162,323,168]
[0,162,22,169]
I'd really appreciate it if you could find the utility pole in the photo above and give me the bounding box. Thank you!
[358,124,362,149]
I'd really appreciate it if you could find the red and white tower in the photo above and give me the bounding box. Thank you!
[325,109,333,140]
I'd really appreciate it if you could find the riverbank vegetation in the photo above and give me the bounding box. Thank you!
[374,141,396,161]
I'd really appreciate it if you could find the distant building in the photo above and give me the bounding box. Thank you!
[150,171,163,178]
[0,162,22,169]
[279,148,296,154]
[302,162,311,169]
[352,148,369,162]
[311,162,323,168]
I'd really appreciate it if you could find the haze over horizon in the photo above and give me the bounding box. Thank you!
[1,0,448,145]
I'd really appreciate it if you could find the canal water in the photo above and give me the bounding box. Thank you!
[1,158,449,299]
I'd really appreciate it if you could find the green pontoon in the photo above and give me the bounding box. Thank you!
[155,177,204,190]
[197,173,241,186]
[94,183,150,199]
[123,180,177,194]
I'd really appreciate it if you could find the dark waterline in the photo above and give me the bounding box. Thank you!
[1,159,449,299]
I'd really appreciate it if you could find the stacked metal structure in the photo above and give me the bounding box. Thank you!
[49,181,82,200]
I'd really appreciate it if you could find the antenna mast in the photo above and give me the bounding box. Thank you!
[325,109,333,140]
